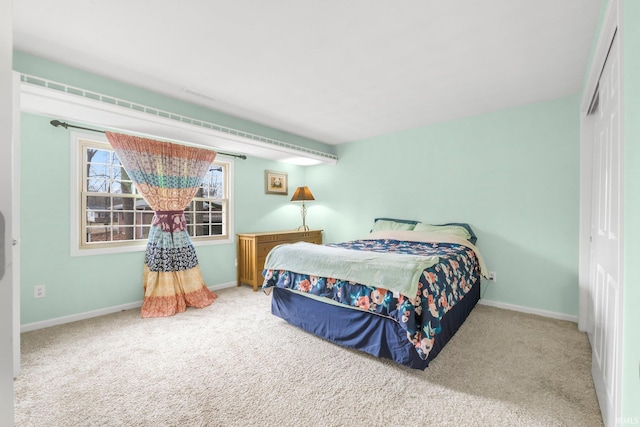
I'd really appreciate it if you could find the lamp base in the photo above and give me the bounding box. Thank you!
[296,202,309,232]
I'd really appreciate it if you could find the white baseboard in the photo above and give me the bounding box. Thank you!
[20,281,237,333]
[20,301,142,333]
[208,281,237,292]
[479,298,578,323]
[21,285,577,333]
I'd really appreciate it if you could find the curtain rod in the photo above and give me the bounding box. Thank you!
[49,120,247,160]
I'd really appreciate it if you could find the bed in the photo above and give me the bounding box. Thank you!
[262,218,488,369]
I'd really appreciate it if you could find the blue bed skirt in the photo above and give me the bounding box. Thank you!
[270,282,480,370]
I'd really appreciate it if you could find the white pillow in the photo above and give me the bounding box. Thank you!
[413,223,472,240]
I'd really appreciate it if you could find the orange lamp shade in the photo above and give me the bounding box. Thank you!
[290,186,315,202]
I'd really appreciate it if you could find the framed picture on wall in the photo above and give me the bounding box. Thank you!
[265,170,288,195]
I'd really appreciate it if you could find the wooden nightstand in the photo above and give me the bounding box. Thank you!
[236,230,323,291]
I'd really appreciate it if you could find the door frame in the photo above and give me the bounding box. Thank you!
[580,0,620,330]
[12,72,20,378]
[0,0,14,422]
[578,0,623,424]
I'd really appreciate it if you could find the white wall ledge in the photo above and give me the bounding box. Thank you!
[19,73,338,166]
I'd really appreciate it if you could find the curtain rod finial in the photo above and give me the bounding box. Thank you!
[50,120,67,129]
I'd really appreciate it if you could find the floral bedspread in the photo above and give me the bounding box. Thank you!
[262,238,481,360]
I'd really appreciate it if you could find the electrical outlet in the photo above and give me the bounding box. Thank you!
[34,285,45,298]
[488,272,497,282]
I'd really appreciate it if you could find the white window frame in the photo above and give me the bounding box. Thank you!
[70,131,234,257]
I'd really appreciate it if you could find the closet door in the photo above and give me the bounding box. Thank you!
[588,31,621,427]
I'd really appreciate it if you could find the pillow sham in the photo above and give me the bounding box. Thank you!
[438,222,477,245]
[413,223,472,240]
[371,218,417,232]
[371,218,477,245]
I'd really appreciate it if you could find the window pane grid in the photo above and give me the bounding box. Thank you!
[80,140,228,248]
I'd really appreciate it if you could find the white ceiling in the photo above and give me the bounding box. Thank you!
[13,0,602,145]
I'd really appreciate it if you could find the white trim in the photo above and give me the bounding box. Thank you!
[21,301,143,333]
[578,112,595,333]
[11,72,21,378]
[580,0,622,333]
[478,299,578,323]
[206,282,237,292]
[19,289,579,332]
[581,0,619,114]
[224,155,235,243]
[19,76,337,166]
[1,5,14,424]
[579,0,623,424]
[69,131,235,257]
[20,281,237,332]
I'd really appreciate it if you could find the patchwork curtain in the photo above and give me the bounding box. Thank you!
[106,132,218,318]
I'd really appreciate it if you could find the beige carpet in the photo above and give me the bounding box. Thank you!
[14,286,602,426]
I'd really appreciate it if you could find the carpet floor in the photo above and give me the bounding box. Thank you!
[14,286,603,426]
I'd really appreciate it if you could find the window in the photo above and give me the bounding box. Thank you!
[72,133,233,255]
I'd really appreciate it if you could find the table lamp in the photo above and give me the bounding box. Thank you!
[290,186,315,231]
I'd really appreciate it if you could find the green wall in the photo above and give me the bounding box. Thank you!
[307,95,580,316]
[19,114,309,324]
[15,54,324,325]
[16,53,583,322]
[622,0,640,422]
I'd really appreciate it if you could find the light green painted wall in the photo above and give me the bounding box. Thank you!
[14,51,582,323]
[622,0,640,422]
[15,53,323,324]
[307,95,580,316]
[20,113,145,320]
[19,112,308,324]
